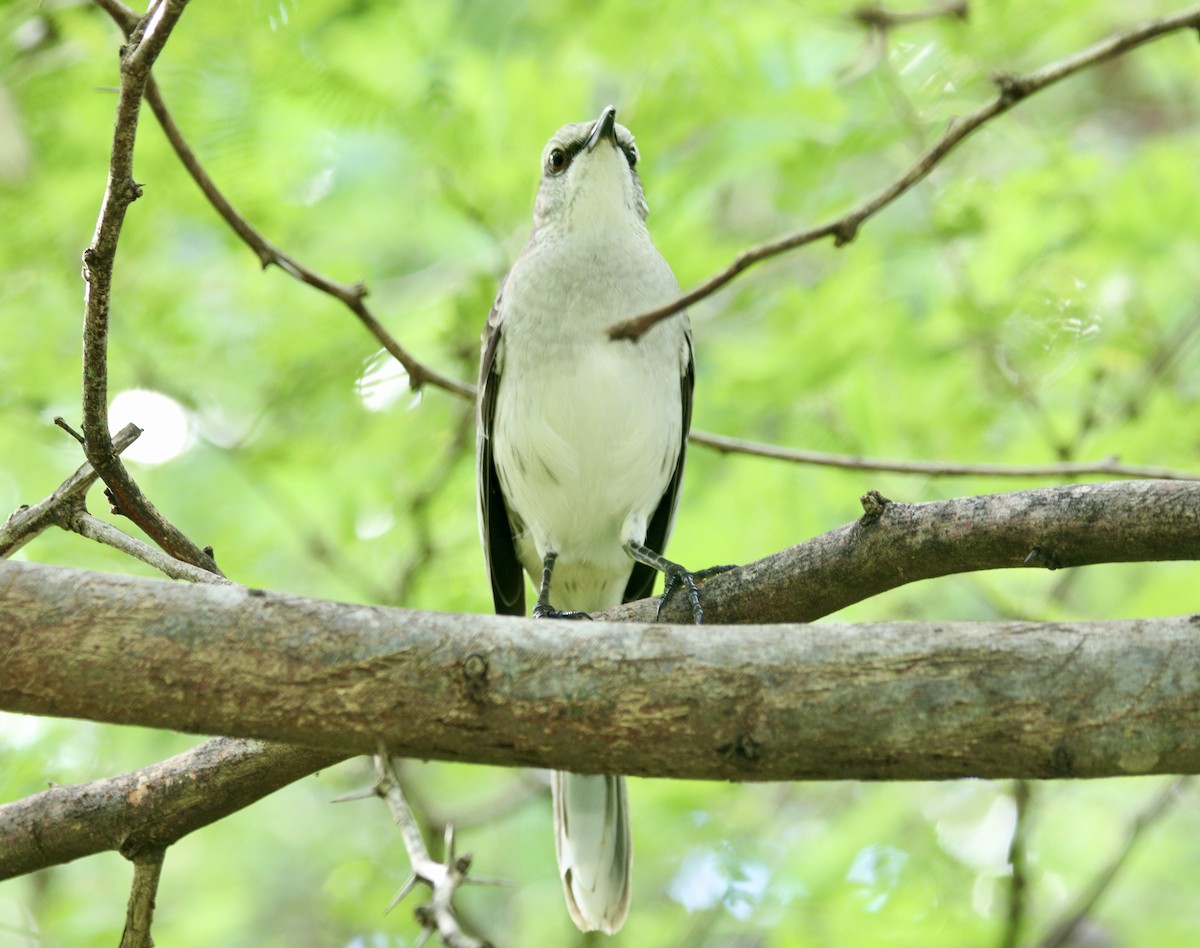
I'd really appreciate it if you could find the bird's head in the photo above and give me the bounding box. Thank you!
[532,105,649,236]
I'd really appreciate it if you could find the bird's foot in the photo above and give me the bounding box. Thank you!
[532,602,593,620]
[657,563,737,624]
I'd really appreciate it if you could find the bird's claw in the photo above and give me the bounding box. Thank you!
[656,563,736,624]
[532,603,593,620]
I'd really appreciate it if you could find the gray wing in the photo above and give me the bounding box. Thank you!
[477,283,527,616]
[622,330,693,604]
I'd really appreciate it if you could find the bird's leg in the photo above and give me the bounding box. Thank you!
[532,550,593,620]
[625,540,735,624]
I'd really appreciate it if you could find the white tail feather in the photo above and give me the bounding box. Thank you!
[553,771,631,934]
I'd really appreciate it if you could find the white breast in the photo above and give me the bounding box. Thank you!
[491,230,688,611]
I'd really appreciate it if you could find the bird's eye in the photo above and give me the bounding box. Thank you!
[547,148,567,174]
[623,146,637,168]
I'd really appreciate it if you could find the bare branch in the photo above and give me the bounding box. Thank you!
[0,423,141,557]
[1038,778,1191,948]
[371,751,490,948]
[608,479,1200,625]
[72,512,235,584]
[2,481,1198,783]
[0,738,347,879]
[93,0,474,400]
[689,430,1200,481]
[607,7,1200,341]
[90,0,1193,488]
[80,0,219,574]
[118,849,164,948]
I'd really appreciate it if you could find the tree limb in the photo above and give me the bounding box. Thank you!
[606,6,1200,341]
[2,487,1198,782]
[0,737,347,880]
[607,479,1200,625]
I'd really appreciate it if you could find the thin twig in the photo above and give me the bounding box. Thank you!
[1038,777,1191,948]
[54,416,87,445]
[0,423,142,557]
[369,749,491,948]
[73,512,234,584]
[999,780,1032,948]
[607,6,1200,341]
[853,0,968,30]
[689,430,1200,480]
[80,0,220,574]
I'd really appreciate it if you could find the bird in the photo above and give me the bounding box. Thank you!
[476,105,728,934]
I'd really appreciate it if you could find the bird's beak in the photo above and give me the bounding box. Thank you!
[585,105,618,152]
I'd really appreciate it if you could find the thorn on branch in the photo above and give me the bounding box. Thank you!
[385,874,419,913]
[355,747,492,947]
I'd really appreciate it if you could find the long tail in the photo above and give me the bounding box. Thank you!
[552,771,631,934]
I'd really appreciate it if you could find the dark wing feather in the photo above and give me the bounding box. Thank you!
[622,332,694,604]
[477,289,526,616]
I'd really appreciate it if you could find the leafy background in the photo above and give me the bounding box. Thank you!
[2,0,1199,944]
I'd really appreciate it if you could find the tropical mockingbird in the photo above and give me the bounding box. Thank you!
[477,105,729,934]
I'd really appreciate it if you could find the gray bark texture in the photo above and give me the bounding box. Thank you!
[3,484,1199,785]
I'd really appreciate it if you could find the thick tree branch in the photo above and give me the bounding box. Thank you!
[80,0,219,574]
[0,737,347,880]
[607,6,1200,340]
[2,508,1198,783]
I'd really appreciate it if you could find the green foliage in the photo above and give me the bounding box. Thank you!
[2,0,1198,944]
